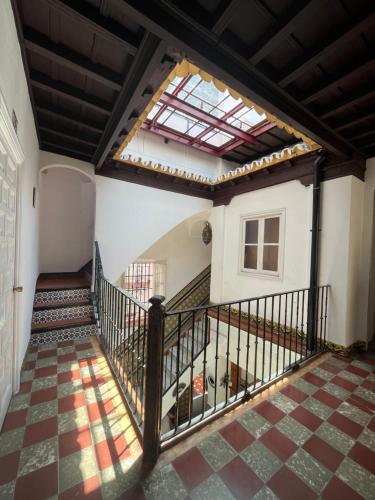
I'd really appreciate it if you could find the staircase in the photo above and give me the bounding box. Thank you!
[30,272,96,345]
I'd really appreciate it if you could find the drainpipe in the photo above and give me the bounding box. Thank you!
[307,149,328,352]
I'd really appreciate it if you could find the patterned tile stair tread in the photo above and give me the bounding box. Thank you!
[31,316,95,334]
[33,299,91,309]
[30,324,97,344]
[34,287,91,306]
[32,305,94,325]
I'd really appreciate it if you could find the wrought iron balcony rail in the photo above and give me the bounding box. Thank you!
[93,242,330,466]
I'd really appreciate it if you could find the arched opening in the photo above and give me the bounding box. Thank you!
[39,166,95,273]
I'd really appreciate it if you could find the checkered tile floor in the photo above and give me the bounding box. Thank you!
[0,337,141,500]
[135,349,375,500]
[1,341,375,499]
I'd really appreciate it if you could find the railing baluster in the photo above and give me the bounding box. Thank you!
[201,309,209,416]
[261,297,267,385]
[214,306,220,408]
[253,299,259,390]
[235,302,241,401]
[225,305,231,405]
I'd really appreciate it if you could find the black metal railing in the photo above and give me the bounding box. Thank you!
[94,243,148,435]
[160,285,330,443]
[93,242,330,465]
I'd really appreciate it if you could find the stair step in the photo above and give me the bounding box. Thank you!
[34,287,91,306]
[32,304,94,326]
[30,323,97,345]
[33,299,91,310]
[31,315,95,334]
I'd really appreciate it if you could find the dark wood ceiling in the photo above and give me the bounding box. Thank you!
[12,0,375,168]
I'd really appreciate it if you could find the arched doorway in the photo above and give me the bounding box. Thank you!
[39,166,95,273]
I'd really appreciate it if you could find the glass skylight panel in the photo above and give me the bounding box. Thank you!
[201,129,234,147]
[156,107,174,125]
[217,94,242,113]
[186,123,208,137]
[237,107,266,127]
[193,80,221,106]
[163,109,197,134]
[147,103,162,121]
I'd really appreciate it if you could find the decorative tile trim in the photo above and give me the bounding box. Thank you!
[30,324,97,345]
[34,288,91,305]
[325,340,367,357]
[32,305,93,324]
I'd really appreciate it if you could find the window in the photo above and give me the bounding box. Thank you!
[121,261,166,305]
[241,212,283,277]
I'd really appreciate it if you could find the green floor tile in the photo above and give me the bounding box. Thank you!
[252,486,278,500]
[358,427,375,451]
[57,380,83,399]
[58,406,89,434]
[354,386,375,405]
[0,480,15,500]
[237,410,271,438]
[337,401,371,427]
[323,382,350,400]
[241,440,282,482]
[190,474,234,500]
[27,400,58,424]
[316,422,355,454]
[32,375,57,391]
[18,437,57,476]
[143,463,187,500]
[311,367,335,381]
[287,448,331,494]
[0,427,25,457]
[292,378,317,396]
[58,446,98,493]
[276,415,312,446]
[8,393,30,412]
[197,433,237,471]
[269,393,298,414]
[302,397,334,420]
[337,457,375,499]
[35,357,57,369]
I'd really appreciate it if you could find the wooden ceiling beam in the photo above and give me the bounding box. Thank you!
[39,125,98,148]
[302,55,375,105]
[24,27,122,91]
[40,140,93,159]
[30,70,112,116]
[249,0,316,64]
[278,11,375,87]
[335,110,375,132]
[93,32,172,168]
[211,0,242,36]
[319,86,375,120]
[119,0,357,158]
[41,0,139,54]
[35,105,104,135]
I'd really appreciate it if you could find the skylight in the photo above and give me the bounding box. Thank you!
[144,73,268,156]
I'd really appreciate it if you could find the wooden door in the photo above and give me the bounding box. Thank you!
[0,137,18,427]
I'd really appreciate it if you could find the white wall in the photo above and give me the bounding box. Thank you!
[210,180,312,303]
[124,129,234,180]
[39,167,95,273]
[139,213,212,301]
[0,0,40,379]
[95,175,212,282]
[210,175,369,348]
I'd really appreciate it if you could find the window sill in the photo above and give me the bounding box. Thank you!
[239,269,282,281]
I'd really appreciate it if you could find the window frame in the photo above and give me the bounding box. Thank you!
[239,209,285,280]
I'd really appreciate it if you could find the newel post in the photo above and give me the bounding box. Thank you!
[142,295,165,467]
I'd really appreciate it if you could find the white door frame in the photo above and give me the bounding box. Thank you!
[0,90,25,400]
